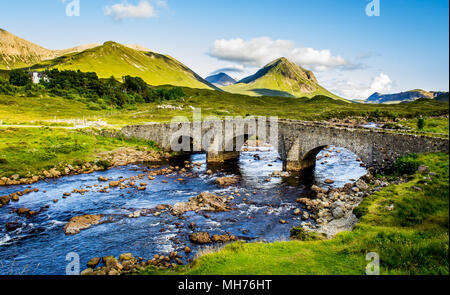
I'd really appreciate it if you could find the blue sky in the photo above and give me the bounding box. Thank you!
[1,0,448,99]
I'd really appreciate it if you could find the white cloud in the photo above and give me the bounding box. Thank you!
[208,37,350,72]
[371,73,392,93]
[105,0,167,21]
[325,73,393,100]
[290,47,347,72]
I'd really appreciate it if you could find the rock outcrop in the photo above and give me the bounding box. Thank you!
[64,214,103,235]
[172,192,229,215]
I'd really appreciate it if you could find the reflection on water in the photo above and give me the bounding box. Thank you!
[0,145,365,275]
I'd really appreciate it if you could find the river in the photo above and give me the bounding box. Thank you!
[0,145,366,275]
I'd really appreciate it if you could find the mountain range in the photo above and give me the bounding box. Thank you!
[0,29,218,90]
[0,29,344,100]
[205,72,236,87]
[366,89,447,104]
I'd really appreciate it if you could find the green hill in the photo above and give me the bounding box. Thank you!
[223,57,346,101]
[31,41,218,90]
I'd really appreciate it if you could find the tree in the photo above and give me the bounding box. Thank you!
[417,117,425,130]
[9,70,31,86]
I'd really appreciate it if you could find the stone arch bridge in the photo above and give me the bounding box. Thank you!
[121,119,449,172]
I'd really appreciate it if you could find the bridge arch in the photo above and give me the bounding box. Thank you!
[283,135,370,172]
[169,135,202,153]
[120,119,449,173]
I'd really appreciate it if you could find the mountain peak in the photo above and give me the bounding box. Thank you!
[268,57,290,66]
[223,57,344,100]
[205,72,236,87]
[0,29,56,70]
[237,57,318,86]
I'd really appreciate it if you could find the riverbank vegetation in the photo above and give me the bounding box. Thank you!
[0,127,159,178]
[140,153,449,275]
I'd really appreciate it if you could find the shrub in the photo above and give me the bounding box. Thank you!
[418,117,426,130]
[393,154,420,175]
[9,70,31,86]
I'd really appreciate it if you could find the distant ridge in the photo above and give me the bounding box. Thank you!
[0,28,99,69]
[223,57,345,101]
[205,72,236,87]
[434,92,449,102]
[366,89,446,104]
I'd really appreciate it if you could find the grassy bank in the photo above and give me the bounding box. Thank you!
[0,127,158,178]
[140,153,449,275]
[391,117,449,135]
[1,92,449,128]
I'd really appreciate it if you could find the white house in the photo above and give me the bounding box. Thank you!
[30,72,49,84]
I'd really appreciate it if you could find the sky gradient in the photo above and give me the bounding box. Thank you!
[1,0,448,99]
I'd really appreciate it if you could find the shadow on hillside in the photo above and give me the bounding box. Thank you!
[250,88,295,97]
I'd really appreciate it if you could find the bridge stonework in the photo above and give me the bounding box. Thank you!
[121,119,449,172]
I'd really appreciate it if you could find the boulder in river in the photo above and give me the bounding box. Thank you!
[64,214,103,235]
[172,192,229,215]
[109,181,120,188]
[215,176,240,187]
[188,222,196,230]
[0,195,11,205]
[5,222,22,232]
[16,208,38,217]
[189,232,212,244]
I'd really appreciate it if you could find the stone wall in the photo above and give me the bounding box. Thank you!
[121,119,449,172]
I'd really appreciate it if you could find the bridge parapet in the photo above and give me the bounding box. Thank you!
[121,119,449,172]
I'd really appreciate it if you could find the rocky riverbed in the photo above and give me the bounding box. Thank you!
[0,144,372,275]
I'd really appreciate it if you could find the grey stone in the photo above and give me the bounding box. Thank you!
[120,120,449,173]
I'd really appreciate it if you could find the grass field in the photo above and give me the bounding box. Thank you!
[0,127,158,178]
[140,153,449,275]
[1,89,448,129]
[394,117,449,135]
